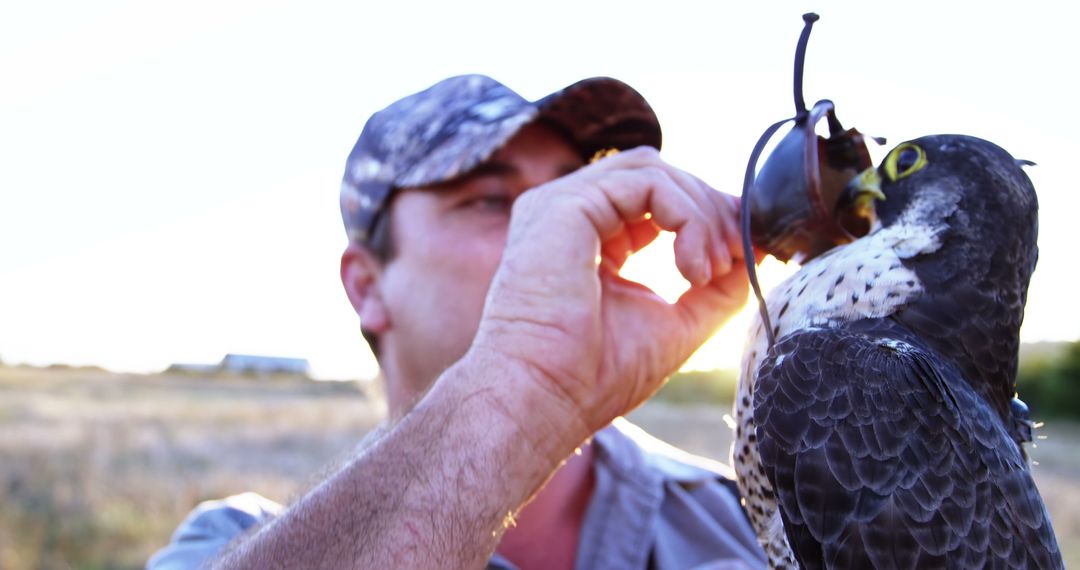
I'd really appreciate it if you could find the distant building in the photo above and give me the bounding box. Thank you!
[166,354,311,376]
[219,354,310,375]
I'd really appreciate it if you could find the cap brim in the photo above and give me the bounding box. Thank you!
[534,77,662,159]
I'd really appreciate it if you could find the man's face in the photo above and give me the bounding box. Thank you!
[375,122,584,414]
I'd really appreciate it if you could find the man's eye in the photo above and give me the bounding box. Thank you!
[462,195,512,211]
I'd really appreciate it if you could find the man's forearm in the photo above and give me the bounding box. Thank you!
[211,349,585,569]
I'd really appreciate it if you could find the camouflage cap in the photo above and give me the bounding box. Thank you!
[340,74,662,243]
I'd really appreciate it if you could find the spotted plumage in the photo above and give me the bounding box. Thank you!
[734,135,1062,568]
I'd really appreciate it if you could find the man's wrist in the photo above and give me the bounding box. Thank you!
[209,348,587,570]
[443,346,593,471]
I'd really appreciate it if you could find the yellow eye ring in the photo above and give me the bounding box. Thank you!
[883,143,927,181]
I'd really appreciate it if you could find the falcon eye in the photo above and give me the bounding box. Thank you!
[883,143,928,181]
[897,148,919,172]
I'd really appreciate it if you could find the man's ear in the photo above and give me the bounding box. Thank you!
[341,243,391,334]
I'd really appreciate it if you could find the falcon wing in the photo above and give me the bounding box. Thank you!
[754,320,1062,569]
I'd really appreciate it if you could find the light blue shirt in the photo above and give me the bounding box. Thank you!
[148,419,766,569]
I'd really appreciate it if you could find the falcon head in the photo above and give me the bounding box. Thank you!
[844,135,1038,245]
[846,135,1040,421]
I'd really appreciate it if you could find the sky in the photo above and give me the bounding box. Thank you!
[2,1,1077,380]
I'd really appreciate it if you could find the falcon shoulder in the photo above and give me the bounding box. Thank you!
[753,319,1062,569]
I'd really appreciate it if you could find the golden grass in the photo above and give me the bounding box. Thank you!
[1,367,1076,569]
[0,367,381,569]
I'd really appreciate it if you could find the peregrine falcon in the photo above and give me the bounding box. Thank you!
[734,135,1063,568]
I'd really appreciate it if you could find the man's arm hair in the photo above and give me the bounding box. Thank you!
[210,349,585,569]
[210,148,750,569]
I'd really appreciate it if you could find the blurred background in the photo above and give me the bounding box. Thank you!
[2,0,1077,567]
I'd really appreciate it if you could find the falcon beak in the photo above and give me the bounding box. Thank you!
[835,168,886,237]
[846,168,886,202]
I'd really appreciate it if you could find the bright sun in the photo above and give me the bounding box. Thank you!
[619,230,799,372]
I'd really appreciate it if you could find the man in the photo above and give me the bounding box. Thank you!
[149,75,766,569]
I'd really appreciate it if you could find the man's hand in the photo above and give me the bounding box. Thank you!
[210,147,750,570]
[471,146,750,457]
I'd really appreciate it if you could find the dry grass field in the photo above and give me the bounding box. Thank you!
[1,366,1077,569]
